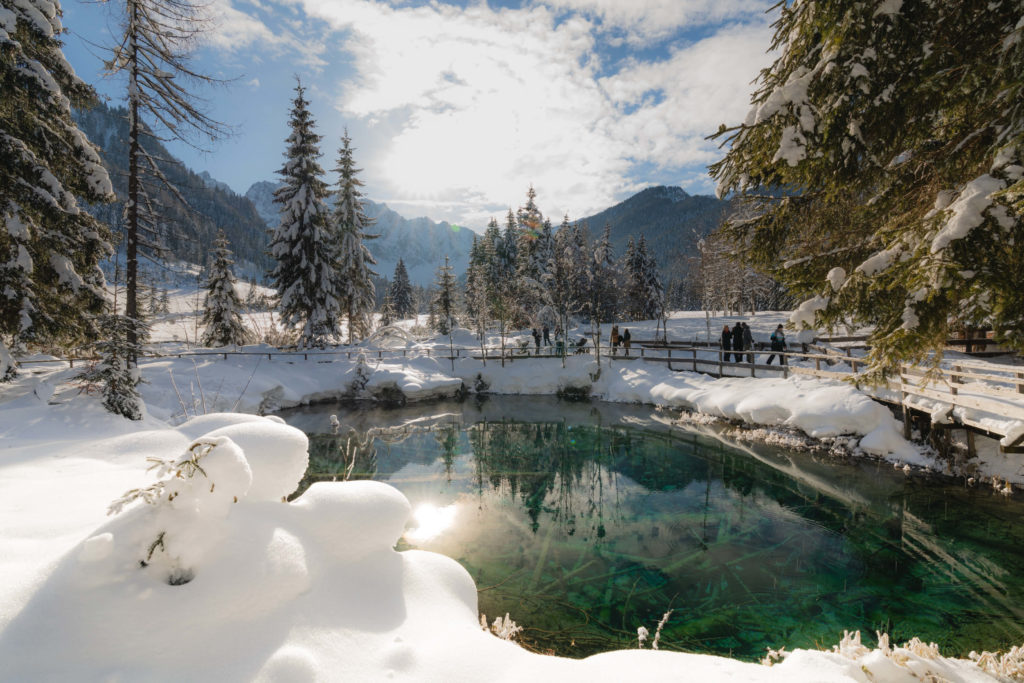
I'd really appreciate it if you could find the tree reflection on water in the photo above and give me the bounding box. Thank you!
[284,398,1024,661]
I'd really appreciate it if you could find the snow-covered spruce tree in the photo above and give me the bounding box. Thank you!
[387,258,415,320]
[332,130,377,345]
[583,223,620,362]
[429,255,458,336]
[378,292,396,327]
[464,234,490,340]
[1,0,115,371]
[547,215,581,361]
[79,313,145,420]
[710,0,1024,380]
[268,81,341,348]
[200,231,250,347]
[636,234,667,338]
[104,0,227,363]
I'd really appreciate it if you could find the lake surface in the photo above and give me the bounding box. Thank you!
[278,396,1024,661]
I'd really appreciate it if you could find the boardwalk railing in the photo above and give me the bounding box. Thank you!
[14,340,1023,450]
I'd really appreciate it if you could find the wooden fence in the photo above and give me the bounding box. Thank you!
[13,339,1024,451]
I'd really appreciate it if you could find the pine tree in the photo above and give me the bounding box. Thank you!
[430,256,459,335]
[201,231,250,347]
[77,313,146,420]
[710,0,1024,378]
[268,81,341,348]
[104,0,227,363]
[583,223,620,361]
[636,234,667,336]
[622,236,641,320]
[332,129,377,345]
[379,293,396,327]
[388,259,415,320]
[464,235,490,339]
[548,214,581,359]
[1,0,115,370]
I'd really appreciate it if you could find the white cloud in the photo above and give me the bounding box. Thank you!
[534,0,771,42]
[294,0,636,221]
[205,0,328,70]
[599,21,776,168]
[204,0,776,225]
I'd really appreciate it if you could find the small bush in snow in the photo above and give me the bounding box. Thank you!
[480,613,523,641]
[108,437,251,583]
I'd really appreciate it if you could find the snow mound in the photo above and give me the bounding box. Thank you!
[201,419,309,502]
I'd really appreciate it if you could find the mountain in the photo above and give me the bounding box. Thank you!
[73,101,271,280]
[577,186,729,279]
[244,182,475,286]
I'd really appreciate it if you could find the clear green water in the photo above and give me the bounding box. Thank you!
[279,397,1024,661]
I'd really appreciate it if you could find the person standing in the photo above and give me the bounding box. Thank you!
[721,324,732,362]
[742,322,754,363]
[610,325,620,356]
[532,328,541,353]
[543,324,551,346]
[767,324,787,365]
[731,323,744,363]
[622,328,631,353]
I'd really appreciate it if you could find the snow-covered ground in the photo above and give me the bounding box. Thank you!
[3,306,1024,680]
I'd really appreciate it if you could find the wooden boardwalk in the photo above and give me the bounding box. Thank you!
[15,338,1024,453]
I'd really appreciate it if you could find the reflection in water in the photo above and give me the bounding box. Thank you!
[282,397,1024,661]
[406,502,458,542]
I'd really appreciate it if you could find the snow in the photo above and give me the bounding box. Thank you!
[930,174,1007,253]
[2,310,1023,680]
[789,294,829,328]
[826,266,847,291]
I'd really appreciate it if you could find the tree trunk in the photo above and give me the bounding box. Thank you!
[125,0,140,365]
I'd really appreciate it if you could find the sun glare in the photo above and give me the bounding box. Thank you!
[405,502,458,542]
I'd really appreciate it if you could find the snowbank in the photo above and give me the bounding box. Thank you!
[2,311,1022,680]
[0,411,1016,681]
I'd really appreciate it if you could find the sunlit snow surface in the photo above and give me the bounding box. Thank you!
[1,309,1022,680]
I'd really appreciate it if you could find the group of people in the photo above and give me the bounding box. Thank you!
[531,325,553,351]
[721,323,787,365]
[609,325,631,354]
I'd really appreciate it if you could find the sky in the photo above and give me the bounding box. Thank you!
[59,0,778,230]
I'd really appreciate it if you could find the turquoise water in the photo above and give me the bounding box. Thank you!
[280,397,1024,661]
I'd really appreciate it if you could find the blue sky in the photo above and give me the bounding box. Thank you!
[60,0,777,229]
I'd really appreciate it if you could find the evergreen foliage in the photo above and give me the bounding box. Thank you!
[268,81,341,348]
[332,130,377,344]
[78,313,145,420]
[464,235,490,339]
[201,231,250,347]
[378,292,396,327]
[429,256,459,335]
[387,258,415,320]
[1,0,115,367]
[710,0,1024,377]
[623,234,665,322]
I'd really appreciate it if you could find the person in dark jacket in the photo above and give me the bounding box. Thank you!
[542,324,551,346]
[767,324,787,365]
[742,323,754,363]
[721,324,732,362]
[731,323,744,362]
[532,328,541,353]
[622,328,631,352]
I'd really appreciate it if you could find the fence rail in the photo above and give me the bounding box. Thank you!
[13,338,1023,449]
